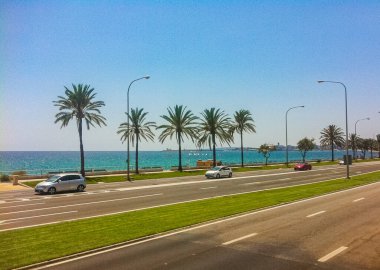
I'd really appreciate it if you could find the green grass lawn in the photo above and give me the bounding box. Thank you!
[2,171,379,270]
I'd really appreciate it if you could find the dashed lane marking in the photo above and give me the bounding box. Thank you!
[307,211,326,218]
[353,197,365,202]
[318,246,348,262]
[222,233,258,246]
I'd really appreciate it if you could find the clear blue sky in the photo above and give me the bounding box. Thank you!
[1,1,379,151]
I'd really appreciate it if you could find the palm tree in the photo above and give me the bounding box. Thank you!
[377,134,380,158]
[349,133,359,160]
[319,124,345,161]
[229,109,256,167]
[198,108,233,167]
[54,84,106,176]
[157,105,198,172]
[117,108,156,174]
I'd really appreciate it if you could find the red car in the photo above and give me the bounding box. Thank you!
[294,163,312,171]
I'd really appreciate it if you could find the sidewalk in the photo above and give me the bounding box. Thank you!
[0,182,30,192]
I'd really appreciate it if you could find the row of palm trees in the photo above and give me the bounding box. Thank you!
[54,84,256,176]
[54,84,379,177]
[319,124,380,161]
[118,106,256,174]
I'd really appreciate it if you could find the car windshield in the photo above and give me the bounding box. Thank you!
[46,175,61,182]
[211,166,222,171]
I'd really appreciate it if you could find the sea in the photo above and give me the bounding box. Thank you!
[0,150,352,176]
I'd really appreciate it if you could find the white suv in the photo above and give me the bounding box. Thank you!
[35,173,86,194]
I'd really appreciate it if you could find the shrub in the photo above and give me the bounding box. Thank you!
[0,174,10,182]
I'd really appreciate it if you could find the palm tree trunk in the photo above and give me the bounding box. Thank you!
[78,119,85,177]
[135,136,139,174]
[331,139,334,161]
[212,133,216,167]
[240,133,244,167]
[178,132,182,172]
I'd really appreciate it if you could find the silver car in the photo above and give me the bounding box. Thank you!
[205,166,232,179]
[35,173,86,194]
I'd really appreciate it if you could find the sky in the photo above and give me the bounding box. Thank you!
[1,0,380,151]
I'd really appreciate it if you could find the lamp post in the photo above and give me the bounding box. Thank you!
[317,80,349,179]
[353,117,370,160]
[127,76,150,181]
[285,105,305,167]
[355,117,370,135]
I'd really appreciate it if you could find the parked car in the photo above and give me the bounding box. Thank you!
[35,173,86,194]
[338,160,345,165]
[294,163,312,171]
[205,166,232,179]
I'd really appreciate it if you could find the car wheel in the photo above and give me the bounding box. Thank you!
[216,174,220,179]
[77,185,85,192]
[48,187,56,195]
[229,172,232,178]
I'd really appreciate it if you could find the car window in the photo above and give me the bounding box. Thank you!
[60,176,70,181]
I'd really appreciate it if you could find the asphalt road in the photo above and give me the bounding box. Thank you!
[31,175,380,270]
[1,162,380,232]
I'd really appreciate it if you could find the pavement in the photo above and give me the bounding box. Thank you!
[0,182,30,191]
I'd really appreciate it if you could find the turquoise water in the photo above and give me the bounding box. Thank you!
[0,150,352,175]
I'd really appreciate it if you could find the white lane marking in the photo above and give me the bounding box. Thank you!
[356,171,362,174]
[307,211,326,218]
[3,174,380,232]
[0,193,163,215]
[240,182,259,186]
[64,194,74,197]
[0,201,5,204]
[353,197,365,202]
[0,211,78,224]
[19,198,30,201]
[200,187,217,190]
[280,178,291,181]
[0,202,45,209]
[318,246,348,262]
[222,233,258,246]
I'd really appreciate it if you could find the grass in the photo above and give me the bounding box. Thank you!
[2,171,380,270]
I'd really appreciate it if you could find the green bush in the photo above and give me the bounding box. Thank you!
[0,174,10,182]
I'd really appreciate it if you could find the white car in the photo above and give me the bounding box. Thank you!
[205,166,232,179]
[338,160,345,165]
[35,173,86,194]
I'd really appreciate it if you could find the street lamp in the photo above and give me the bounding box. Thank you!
[127,76,150,181]
[353,117,370,160]
[285,105,305,167]
[354,117,370,135]
[317,80,349,179]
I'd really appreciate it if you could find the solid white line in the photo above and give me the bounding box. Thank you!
[318,246,348,262]
[307,211,326,218]
[222,233,258,246]
[353,197,365,202]
[201,187,217,190]
[0,193,163,215]
[0,202,45,209]
[0,211,78,224]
